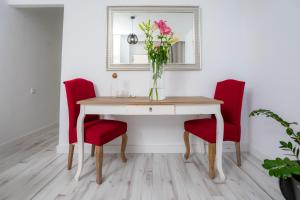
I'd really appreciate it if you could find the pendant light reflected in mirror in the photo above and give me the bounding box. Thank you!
[127,16,138,44]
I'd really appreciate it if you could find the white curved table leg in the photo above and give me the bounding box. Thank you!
[75,107,85,181]
[214,109,226,183]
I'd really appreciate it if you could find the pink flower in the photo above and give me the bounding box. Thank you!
[154,20,172,35]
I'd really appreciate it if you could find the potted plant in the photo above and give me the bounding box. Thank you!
[250,109,300,200]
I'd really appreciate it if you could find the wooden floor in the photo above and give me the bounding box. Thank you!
[0,129,284,200]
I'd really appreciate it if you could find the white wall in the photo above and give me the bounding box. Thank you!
[242,0,300,159]
[57,0,250,153]
[0,3,63,145]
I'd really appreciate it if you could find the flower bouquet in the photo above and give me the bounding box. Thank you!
[139,20,178,100]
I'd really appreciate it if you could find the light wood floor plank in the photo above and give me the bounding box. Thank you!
[152,154,177,200]
[0,130,282,200]
[0,130,58,173]
[238,153,284,200]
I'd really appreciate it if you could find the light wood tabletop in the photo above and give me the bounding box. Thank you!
[77,96,224,105]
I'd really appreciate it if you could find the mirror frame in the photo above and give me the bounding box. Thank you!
[107,6,201,71]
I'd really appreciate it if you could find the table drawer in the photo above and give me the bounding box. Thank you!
[125,105,175,115]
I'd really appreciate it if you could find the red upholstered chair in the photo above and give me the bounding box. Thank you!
[64,78,128,184]
[184,79,245,179]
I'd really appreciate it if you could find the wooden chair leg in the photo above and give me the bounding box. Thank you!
[121,134,128,163]
[184,131,190,160]
[208,143,216,179]
[235,142,241,166]
[91,144,95,157]
[67,144,75,170]
[95,146,103,184]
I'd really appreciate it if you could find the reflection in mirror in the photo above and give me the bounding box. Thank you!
[107,7,200,70]
[113,12,195,65]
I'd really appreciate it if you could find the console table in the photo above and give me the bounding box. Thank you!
[75,96,225,182]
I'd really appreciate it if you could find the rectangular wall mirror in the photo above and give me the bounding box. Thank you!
[107,6,201,71]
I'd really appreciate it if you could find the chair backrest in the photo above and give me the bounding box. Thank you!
[64,78,98,143]
[214,79,245,128]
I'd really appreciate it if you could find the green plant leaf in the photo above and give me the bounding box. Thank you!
[288,142,293,149]
[262,158,300,179]
[249,109,297,128]
[280,141,287,147]
[250,109,300,177]
[287,128,294,136]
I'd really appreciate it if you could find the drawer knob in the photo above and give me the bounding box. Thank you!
[149,107,153,112]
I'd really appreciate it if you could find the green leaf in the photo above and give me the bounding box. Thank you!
[288,142,293,149]
[280,141,287,147]
[286,128,294,136]
[262,158,300,179]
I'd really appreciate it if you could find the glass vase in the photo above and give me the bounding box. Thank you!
[149,60,165,100]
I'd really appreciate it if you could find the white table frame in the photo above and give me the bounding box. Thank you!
[75,103,225,182]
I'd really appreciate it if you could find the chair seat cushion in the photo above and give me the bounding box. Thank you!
[184,118,240,143]
[71,119,127,146]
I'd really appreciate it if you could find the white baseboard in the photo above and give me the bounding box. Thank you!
[0,122,58,148]
[56,142,247,154]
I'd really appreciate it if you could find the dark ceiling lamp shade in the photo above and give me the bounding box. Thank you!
[127,34,138,44]
[127,16,138,45]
